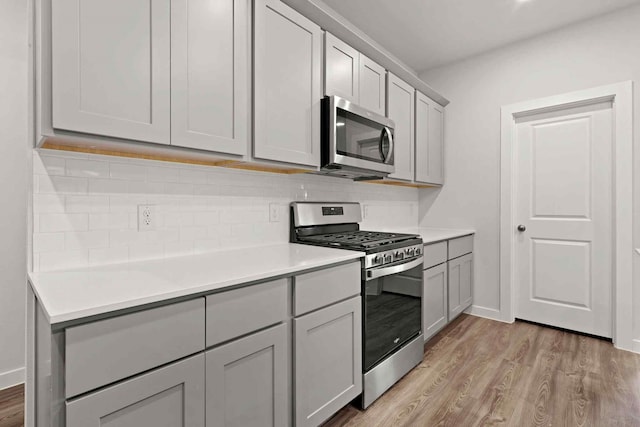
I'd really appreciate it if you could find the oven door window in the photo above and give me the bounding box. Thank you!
[364,262,422,372]
[336,108,393,164]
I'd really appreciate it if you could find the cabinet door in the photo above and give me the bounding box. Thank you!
[324,32,359,103]
[254,0,322,167]
[359,55,386,116]
[415,91,445,185]
[387,73,415,181]
[171,0,248,155]
[448,253,473,320]
[294,297,362,427]
[66,354,204,427]
[206,324,287,427]
[52,0,170,144]
[423,263,448,342]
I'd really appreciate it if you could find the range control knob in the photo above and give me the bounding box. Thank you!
[384,254,393,263]
[415,247,422,256]
[406,247,416,257]
[373,255,383,265]
[394,251,404,260]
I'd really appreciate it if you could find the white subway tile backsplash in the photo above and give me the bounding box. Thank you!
[165,241,195,257]
[65,231,110,251]
[179,169,207,184]
[40,213,88,232]
[38,175,88,194]
[193,239,220,252]
[88,212,130,230]
[33,151,419,272]
[88,178,129,194]
[193,211,219,227]
[164,182,194,195]
[33,233,65,253]
[66,195,109,213]
[40,250,89,271]
[33,155,65,176]
[129,242,165,261]
[66,159,110,178]
[109,195,143,213]
[89,247,129,266]
[146,165,180,183]
[34,194,65,213]
[180,226,208,242]
[110,162,146,181]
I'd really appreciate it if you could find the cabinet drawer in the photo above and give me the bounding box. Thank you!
[206,279,288,347]
[65,298,205,398]
[423,241,447,269]
[294,262,361,316]
[448,235,473,259]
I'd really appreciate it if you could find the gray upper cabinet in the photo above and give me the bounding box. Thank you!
[415,91,445,185]
[387,72,415,181]
[294,296,362,427]
[324,32,359,103]
[51,0,171,144]
[171,0,249,155]
[324,32,386,116]
[66,354,205,427]
[253,0,322,168]
[359,55,386,116]
[206,324,288,427]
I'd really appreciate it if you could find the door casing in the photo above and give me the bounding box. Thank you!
[500,81,634,351]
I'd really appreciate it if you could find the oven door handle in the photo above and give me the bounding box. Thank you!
[366,257,423,281]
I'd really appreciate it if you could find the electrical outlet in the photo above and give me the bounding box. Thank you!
[269,203,280,223]
[138,205,156,231]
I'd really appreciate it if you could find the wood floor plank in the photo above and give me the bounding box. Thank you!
[324,315,640,427]
[0,384,24,427]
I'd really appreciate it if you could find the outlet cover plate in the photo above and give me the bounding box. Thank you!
[138,205,156,231]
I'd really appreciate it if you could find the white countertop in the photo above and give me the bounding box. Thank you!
[29,243,364,325]
[379,227,475,244]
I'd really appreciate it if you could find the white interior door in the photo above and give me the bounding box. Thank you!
[515,101,613,337]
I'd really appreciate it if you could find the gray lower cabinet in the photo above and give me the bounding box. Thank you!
[294,296,362,427]
[448,253,473,320]
[423,262,448,341]
[205,323,288,427]
[66,353,205,427]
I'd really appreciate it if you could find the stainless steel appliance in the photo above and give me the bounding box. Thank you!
[290,202,423,408]
[320,96,396,180]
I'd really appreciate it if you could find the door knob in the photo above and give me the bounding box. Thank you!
[517,225,526,232]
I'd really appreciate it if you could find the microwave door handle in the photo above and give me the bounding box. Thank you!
[380,127,394,164]
[366,257,423,281]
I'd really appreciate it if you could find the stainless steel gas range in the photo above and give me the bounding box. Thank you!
[290,202,424,408]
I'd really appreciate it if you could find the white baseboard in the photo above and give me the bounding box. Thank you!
[465,305,510,323]
[632,339,640,354]
[0,367,25,390]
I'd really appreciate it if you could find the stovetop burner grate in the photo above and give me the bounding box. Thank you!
[297,230,416,249]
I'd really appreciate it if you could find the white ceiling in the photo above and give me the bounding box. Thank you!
[322,0,640,72]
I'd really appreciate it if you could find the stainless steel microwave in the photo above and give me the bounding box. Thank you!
[320,96,395,180]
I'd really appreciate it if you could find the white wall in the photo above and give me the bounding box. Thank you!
[32,151,418,271]
[419,4,640,341]
[0,0,28,389]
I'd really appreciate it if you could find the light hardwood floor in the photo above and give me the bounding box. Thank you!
[0,384,23,427]
[325,314,640,427]
[1,315,639,427]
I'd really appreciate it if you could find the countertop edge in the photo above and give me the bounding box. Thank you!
[421,230,476,245]
[30,249,364,326]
